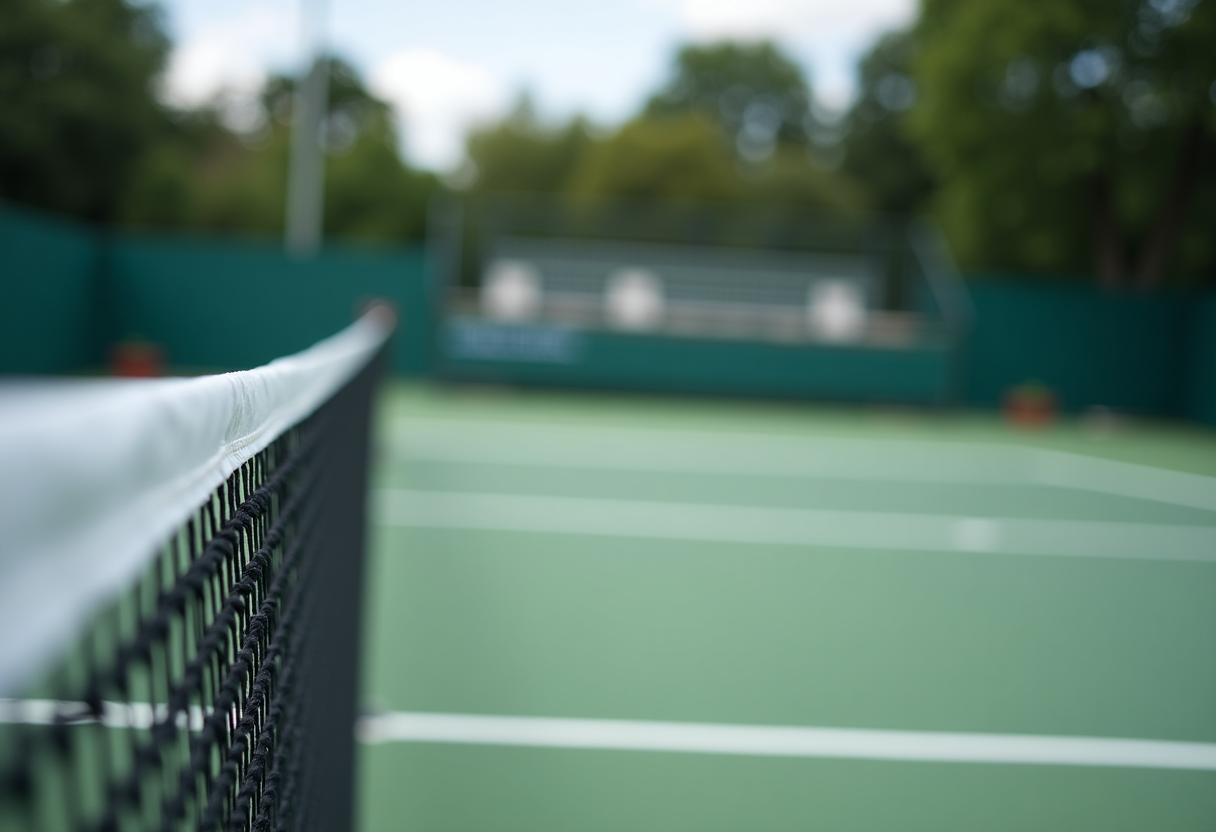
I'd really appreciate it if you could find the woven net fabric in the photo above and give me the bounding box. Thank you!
[0,318,387,832]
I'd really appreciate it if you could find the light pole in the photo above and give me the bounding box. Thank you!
[285,0,328,259]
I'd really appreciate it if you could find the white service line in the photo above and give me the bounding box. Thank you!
[392,418,1216,512]
[357,712,1216,771]
[375,489,1216,562]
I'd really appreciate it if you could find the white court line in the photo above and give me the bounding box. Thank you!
[0,698,208,730]
[375,490,1216,562]
[357,712,1216,771]
[391,419,1216,513]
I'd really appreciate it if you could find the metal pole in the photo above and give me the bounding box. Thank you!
[285,0,328,259]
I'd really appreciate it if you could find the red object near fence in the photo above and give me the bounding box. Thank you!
[1003,380,1056,427]
[110,339,164,377]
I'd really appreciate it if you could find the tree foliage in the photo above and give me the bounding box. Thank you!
[461,42,862,212]
[256,59,438,241]
[0,0,433,243]
[0,0,172,221]
[566,114,742,201]
[18,0,1211,284]
[465,94,594,194]
[842,30,935,214]
[123,57,438,242]
[910,0,1216,285]
[646,42,813,162]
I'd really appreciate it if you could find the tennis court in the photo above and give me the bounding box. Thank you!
[359,383,1216,831]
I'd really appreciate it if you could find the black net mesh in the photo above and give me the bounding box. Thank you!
[0,346,383,832]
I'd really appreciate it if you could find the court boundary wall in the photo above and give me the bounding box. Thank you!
[0,202,432,377]
[1,202,1212,425]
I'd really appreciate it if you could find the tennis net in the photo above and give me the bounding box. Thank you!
[0,308,393,832]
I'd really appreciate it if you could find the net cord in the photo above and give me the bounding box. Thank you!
[0,308,393,696]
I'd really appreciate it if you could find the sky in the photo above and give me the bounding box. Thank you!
[157,0,918,172]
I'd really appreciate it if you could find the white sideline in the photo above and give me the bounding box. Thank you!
[376,489,1216,562]
[392,419,1216,513]
[356,711,1216,771]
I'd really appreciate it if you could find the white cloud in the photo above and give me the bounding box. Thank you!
[154,0,915,166]
[370,49,507,171]
[660,0,917,108]
[160,7,297,108]
[668,0,915,43]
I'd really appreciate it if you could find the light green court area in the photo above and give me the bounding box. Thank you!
[358,384,1216,832]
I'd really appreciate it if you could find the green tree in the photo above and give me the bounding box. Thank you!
[646,41,813,162]
[325,127,436,242]
[312,59,438,241]
[742,147,867,212]
[182,127,288,237]
[0,0,172,221]
[910,0,1216,286]
[127,57,437,242]
[453,42,864,212]
[465,94,594,194]
[566,114,742,201]
[843,30,935,213]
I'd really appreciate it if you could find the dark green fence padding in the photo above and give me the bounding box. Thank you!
[107,235,430,374]
[0,204,104,374]
[0,203,1212,426]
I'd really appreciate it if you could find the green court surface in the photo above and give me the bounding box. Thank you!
[357,384,1216,832]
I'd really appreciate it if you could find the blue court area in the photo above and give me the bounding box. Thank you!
[358,384,1216,831]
